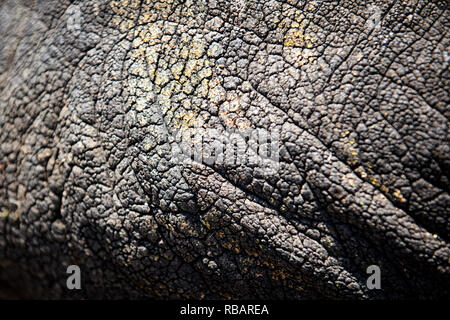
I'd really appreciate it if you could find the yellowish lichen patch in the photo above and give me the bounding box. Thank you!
[282,17,317,49]
[370,177,381,187]
[173,110,199,129]
[284,28,316,48]
[393,189,407,203]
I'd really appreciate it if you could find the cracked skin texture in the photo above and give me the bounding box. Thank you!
[0,0,449,299]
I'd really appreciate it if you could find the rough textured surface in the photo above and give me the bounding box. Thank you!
[0,0,449,299]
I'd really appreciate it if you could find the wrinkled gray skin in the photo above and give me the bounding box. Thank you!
[0,0,449,299]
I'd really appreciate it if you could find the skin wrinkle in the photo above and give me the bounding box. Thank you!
[0,0,449,299]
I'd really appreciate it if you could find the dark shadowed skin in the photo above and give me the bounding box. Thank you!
[0,0,448,299]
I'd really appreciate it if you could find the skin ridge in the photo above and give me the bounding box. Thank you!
[0,0,448,299]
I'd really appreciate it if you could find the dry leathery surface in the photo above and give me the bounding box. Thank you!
[0,0,449,299]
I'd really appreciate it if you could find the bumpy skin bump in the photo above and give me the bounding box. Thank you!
[0,0,449,299]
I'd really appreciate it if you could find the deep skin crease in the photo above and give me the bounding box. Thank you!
[0,0,448,299]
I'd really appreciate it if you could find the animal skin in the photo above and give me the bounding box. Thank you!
[0,0,448,299]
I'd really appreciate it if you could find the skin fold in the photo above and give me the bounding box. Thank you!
[0,0,448,299]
